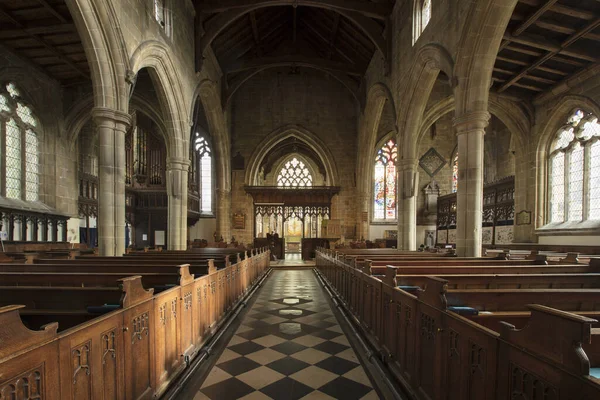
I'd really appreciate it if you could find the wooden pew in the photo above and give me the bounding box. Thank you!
[315,248,600,398]
[0,264,194,288]
[0,248,271,399]
[28,259,220,276]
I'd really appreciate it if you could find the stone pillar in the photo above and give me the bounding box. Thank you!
[454,111,489,257]
[216,189,231,242]
[356,192,369,240]
[397,159,419,251]
[167,158,190,250]
[92,107,131,256]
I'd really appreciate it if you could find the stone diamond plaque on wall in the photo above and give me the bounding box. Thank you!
[419,147,446,177]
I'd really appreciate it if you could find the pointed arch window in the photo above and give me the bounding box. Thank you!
[0,83,40,202]
[194,134,213,214]
[452,152,458,193]
[548,109,600,223]
[277,157,313,188]
[413,0,432,44]
[154,0,165,27]
[374,139,398,221]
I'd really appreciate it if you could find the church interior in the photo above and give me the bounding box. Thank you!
[1,0,600,399]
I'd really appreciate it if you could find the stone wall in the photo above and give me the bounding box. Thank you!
[0,46,78,217]
[229,69,359,245]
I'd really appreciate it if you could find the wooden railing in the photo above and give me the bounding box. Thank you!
[0,248,270,399]
[316,248,600,400]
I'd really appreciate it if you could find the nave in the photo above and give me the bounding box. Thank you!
[177,269,383,400]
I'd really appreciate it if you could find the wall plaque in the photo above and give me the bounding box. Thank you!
[233,213,245,230]
[419,147,446,177]
[516,210,532,225]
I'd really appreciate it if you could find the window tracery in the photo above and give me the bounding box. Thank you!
[194,134,213,214]
[548,109,600,223]
[452,152,458,194]
[0,83,40,202]
[277,157,313,188]
[413,0,432,44]
[374,139,397,221]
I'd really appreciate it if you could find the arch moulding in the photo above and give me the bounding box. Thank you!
[245,124,339,187]
[129,41,190,161]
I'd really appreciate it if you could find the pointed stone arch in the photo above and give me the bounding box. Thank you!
[358,83,396,185]
[245,124,339,187]
[129,41,190,161]
[65,0,130,112]
[535,95,600,229]
[453,0,518,117]
[398,43,455,161]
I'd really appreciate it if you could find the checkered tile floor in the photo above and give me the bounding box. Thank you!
[190,270,379,400]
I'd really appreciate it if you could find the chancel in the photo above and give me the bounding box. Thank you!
[1,0,600,399]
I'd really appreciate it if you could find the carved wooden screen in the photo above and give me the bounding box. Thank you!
[437,176,515,247]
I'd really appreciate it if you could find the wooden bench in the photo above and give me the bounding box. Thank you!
[315,248,600,398]
[0,248,271,399]
[0,264,194,288]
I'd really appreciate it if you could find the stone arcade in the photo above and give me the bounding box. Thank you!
[0,1,600,399]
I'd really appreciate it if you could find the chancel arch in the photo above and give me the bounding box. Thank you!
[245,125,338,187]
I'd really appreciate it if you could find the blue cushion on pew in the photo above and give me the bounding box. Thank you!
[448,306,479,316]
[590,368,600,379]
[398,285,422,293]
[86,304,120,314]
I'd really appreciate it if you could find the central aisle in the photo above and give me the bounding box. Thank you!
[187,269,380,399]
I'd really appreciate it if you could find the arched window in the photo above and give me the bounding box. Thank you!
[374,139,398,221]
[548,109,600,223]
[194,133,213,214]
[277,157,313,188]
[154,0,165,27]
[452,152,458,193]
[0,83,39,202]
[413,0,432,44]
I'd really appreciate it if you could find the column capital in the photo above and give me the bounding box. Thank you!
[166,157,191,171]
[397,158,418,170]
[92,107,132,128]
[453,111,490,135]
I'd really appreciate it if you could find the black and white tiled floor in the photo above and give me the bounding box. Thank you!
[189,270,379,400]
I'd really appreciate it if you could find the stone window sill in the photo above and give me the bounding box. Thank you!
[536,220,600,236]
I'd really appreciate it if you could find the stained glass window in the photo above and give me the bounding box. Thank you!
[25,129,39,201]
[1,83,40,202]
[374,139,397,220]
[194,134,212,214]
[0,95,8,112]
[549,152,565,223]
[548,109,600,223]
[590,141,600,220]
[277,158,313,188]
[5,119,22,199]
[452,152,458,194]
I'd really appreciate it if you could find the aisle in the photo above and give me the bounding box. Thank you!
[184,270,379,399]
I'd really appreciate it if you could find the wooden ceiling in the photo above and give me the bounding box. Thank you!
[493,0,600,97]
[197,1,391,104]
[0,0,89,84]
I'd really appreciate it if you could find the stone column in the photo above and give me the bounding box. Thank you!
[216,189,231,242]
[92,107,131,256]
[167,158,190,250]
[454,111,489,257]
[397,159,419,251]
[356,192,369,240]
